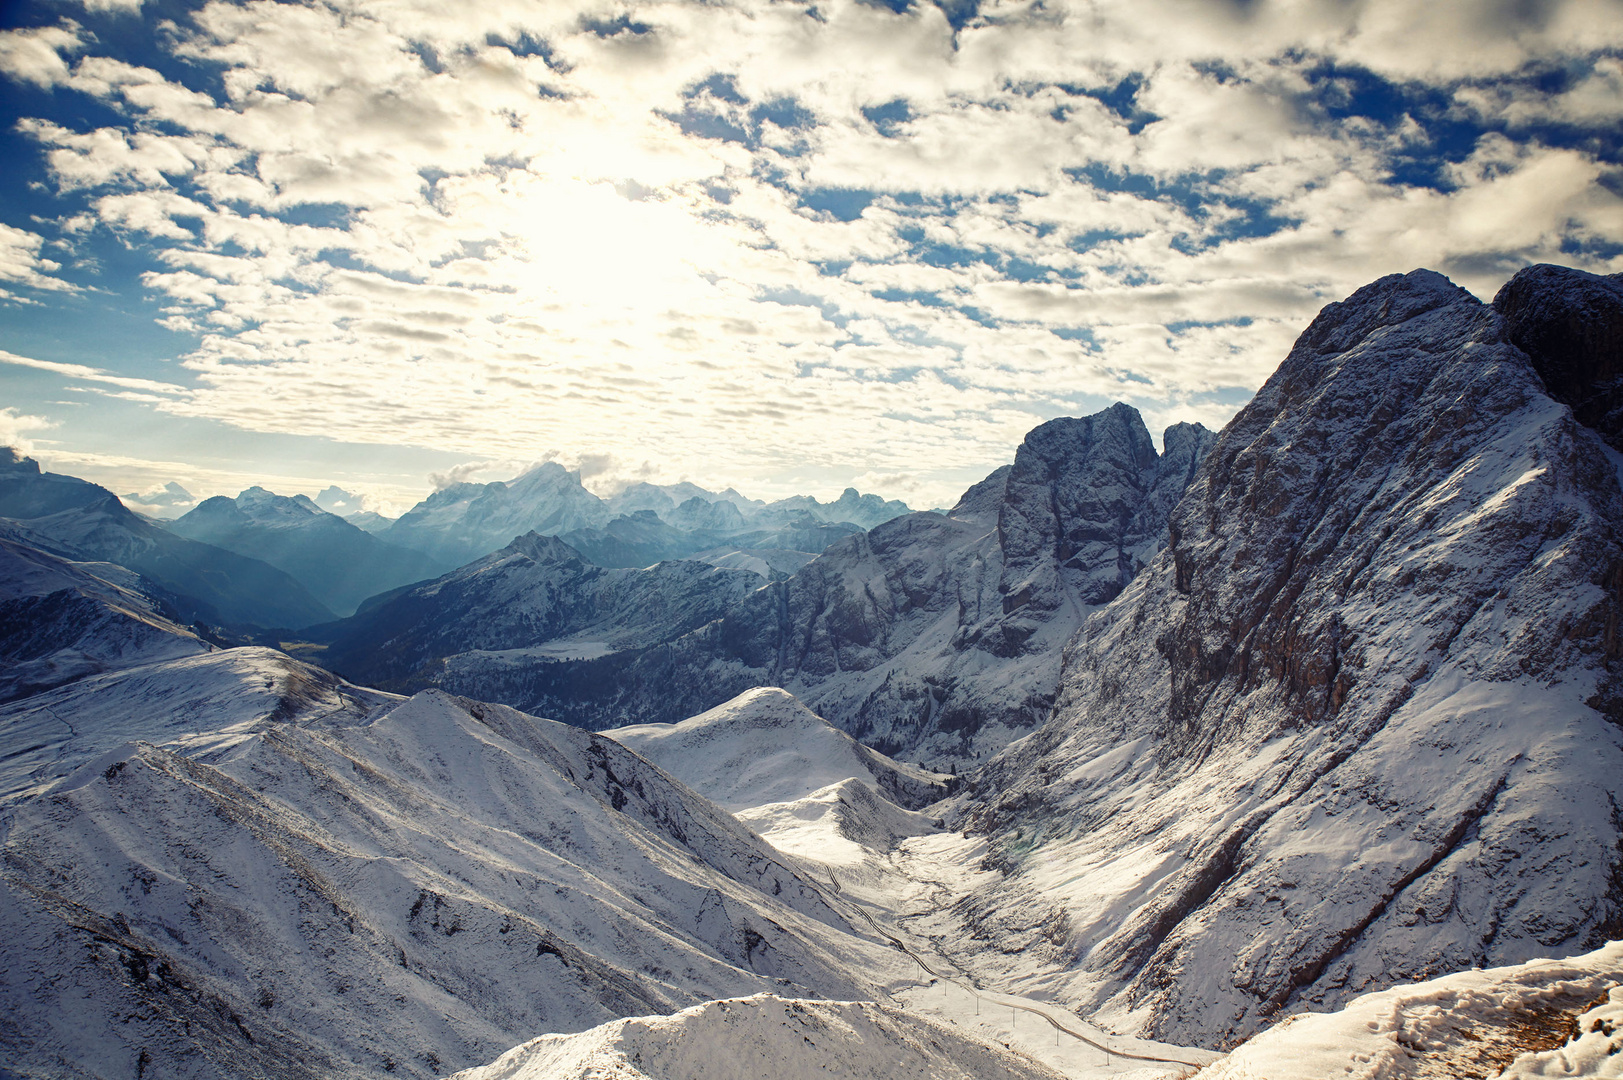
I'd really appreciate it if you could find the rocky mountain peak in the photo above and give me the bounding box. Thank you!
[1493,262,1623,450]
[954,266,1623,1047]
[503,531,589,565]
[998,404,1164,613]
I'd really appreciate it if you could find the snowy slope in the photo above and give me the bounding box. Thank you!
[168,487,437,615]
[1195,942,1623,1080]
[0,646,384,802]
[0,538,207,703]
[604,688,950,811]
[0,672,911,1078]
[491,407,1215,767]
[689,546,818,581]
[946,268,1623,1048]
[445,994,1066,1080]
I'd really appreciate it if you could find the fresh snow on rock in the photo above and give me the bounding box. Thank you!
[1194,942,1623,1080]
[604,688,949,812]
[948,269,1623,1048]
[443,993,1067,1080]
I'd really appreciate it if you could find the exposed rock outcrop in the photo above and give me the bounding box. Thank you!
[946,269,1623,1048]
[1493,263,1623,449]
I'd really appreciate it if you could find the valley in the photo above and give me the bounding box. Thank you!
[2,263,1622,1078]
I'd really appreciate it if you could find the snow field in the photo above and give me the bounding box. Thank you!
[1193,942,1623,1080]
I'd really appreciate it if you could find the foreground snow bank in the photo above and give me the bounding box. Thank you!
[1195,941,1623,1080]
[445,993,1066,1080]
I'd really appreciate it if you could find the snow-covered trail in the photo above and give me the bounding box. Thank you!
[860,845,1219,1078]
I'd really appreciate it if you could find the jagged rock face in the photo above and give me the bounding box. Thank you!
[0,676,903,1078]
[996,404,1216,618]
[0,538,208,704]
[1493,263,1623,450]
[314,532,766,693]
[168,488,438,616]
[951,270,1623,1049]
[487,408,1214,768]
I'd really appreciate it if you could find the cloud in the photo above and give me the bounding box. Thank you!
[0,24,81,88]
[2,0,1621,507]
[0,408,58,454]
[0,350,187,396]
[0,223,76,295]
[119,480,196,517]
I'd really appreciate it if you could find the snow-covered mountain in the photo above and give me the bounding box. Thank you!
[384,461,615,570]
[0,450,335,629]
[0,646,380,802]
[313,531,768,694]
[604,687,950,812]
[494,406,1214,767]
[557,509,732,568]
[943,267,1623,1048]
[0,538,207,703]
[558,510,864,569]
[168,486,439,616]
[763,488,914,531]
[382,464,909,573]
[446,994,1066,1080]
[689,546,819,581]
[0,651,911,1079]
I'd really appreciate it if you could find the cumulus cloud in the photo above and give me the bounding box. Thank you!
[0,24,81,88]
[0,223,76,295]
[119,480,196,518]
[0,408,58,455]
[1,0,1620,506]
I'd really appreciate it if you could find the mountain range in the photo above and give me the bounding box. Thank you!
[2,262,1621,1079]
[327,404,1216,767]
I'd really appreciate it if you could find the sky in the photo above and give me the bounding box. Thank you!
[1,0,1621,516]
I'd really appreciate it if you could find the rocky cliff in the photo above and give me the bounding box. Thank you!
[946,267,1623,1048]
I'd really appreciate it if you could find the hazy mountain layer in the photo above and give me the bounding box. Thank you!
[0,451,334,630]
[382,465,909,573]
[169,487,438,616]
[313,532,768,694]
[384,462,614,571]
